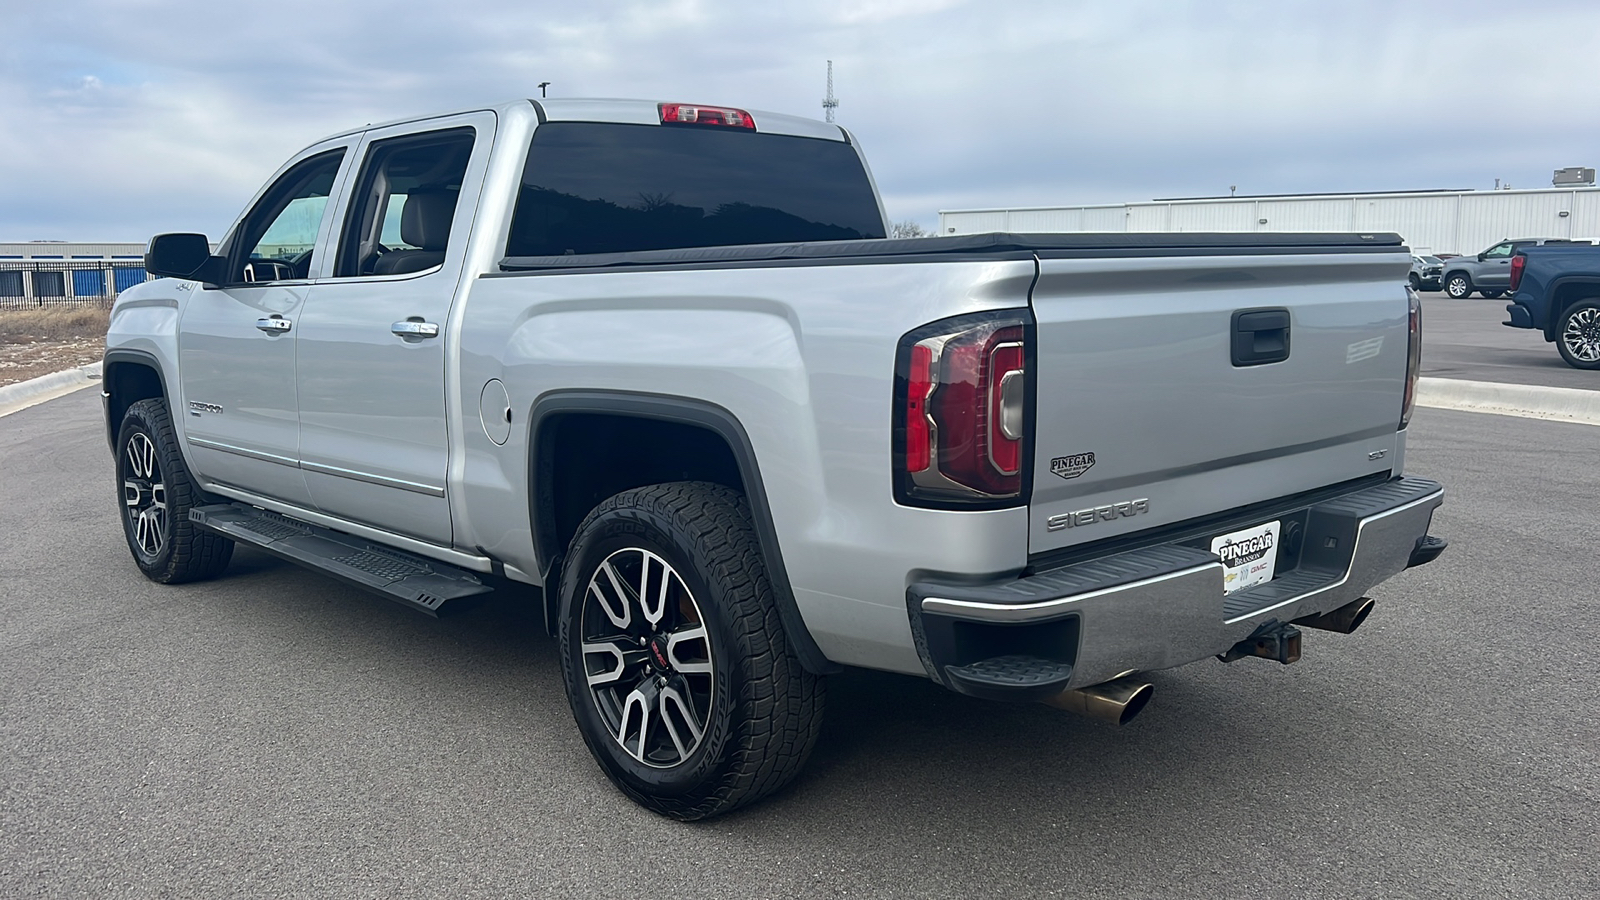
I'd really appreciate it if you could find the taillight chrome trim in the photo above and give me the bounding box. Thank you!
[1401,287,1422,430]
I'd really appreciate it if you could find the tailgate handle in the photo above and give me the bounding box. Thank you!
[1231,308,1290,366]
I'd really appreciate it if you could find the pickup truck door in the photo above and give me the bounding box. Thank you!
[292,112,495,546]
[1478,241,1515,287]
[177,142,356,507]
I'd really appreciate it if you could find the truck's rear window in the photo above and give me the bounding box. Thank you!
[506,122,886,257]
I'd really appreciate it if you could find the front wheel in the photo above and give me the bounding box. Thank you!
[116,398,234,583]
[1445,272,1473,299]
[1557,300,1600,369]
[1408,273,1422,291]
[557,482,825,820]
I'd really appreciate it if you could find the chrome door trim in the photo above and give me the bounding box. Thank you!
[188,436,299,468]
[300,459,446,497]
[200,481,492,573]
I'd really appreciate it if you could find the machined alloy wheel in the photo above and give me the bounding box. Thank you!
[115,398,234,583]
[558,482,825,820]
[122,432,167,558]
[580,547,715,767]
[1445,273,1473,299]
[1557,301,1600,369]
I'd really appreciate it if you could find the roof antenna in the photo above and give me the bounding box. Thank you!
[538,82,551,99]
[822,61,839,124]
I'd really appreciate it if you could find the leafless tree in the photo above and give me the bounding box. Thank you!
[890,220,928,239]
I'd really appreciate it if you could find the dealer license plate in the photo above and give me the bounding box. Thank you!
[1210,520,1281,594]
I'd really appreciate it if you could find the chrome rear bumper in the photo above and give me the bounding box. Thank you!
[910,477,1444,693]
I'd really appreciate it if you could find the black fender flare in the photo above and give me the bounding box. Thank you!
[526,389,841,675]
[102,348,169,453]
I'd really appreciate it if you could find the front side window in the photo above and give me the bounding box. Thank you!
[230,149,346,284]
[506,122,886,258]
[1483,242,1513,259]
[335,128,475,277]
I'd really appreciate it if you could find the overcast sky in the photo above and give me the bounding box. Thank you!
[5,0,1598,241]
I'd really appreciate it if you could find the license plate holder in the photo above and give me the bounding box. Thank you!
[1211,520,1281,594]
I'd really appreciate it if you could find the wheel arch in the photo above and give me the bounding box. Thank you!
[1545,276,1600,341]
[526,390,840,675]
[102,349,168,453]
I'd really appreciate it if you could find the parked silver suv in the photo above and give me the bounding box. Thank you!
[1409,255,1442,292]
[1442,238,1589,299]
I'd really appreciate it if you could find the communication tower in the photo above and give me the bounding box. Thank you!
[822,60,839,124]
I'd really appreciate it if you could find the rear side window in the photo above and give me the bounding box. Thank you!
[506,122,886,257]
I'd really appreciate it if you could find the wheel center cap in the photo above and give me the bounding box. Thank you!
[648,637,671,672]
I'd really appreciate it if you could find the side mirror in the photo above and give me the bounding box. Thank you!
[145,233,223,283]
[1477,252,1487,261]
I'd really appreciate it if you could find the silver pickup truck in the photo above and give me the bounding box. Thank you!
[105,98,1446,820]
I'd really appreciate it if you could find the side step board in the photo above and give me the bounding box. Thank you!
[190,503,493,616]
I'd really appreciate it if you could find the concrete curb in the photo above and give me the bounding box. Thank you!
[0,363,102,419]
[1417,376,1600,427]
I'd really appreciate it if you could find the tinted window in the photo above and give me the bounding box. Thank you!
[507,122,886,257]
[228,149,346,283]
[336,128,475,277]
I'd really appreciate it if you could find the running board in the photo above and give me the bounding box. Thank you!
[189,503,492,616]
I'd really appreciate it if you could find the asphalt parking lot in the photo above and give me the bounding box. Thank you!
[2,386,1597,899]
[1420,293,1598,390]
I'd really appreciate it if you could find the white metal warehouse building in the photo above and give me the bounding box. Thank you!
[939,186,1600,257]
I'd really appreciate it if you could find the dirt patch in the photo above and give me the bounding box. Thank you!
[0,306,110,387]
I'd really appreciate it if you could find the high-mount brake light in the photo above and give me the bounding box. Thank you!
[658,103,756,130]
[1401,289,1422,430]
[895,311,1030,507]
[1509,254,1526,292]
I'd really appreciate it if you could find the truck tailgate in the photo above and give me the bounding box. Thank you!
[1028,250,1410,557]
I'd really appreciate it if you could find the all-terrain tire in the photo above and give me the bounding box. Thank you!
[557,481,825,820]
[116,398,234,583]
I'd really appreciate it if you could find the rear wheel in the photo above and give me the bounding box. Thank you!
[1557,300,1600,369]
[1445,272,1473,299]
[1481,289,1505,299]
[116,398,234,583]
[557,482,825,820]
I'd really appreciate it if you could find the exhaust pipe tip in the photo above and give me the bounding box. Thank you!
[1044,676,1154,725]
[1295,596,1375,635]
[1344,597,1375,632]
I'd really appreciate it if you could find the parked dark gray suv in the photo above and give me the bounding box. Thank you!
[1443,238,1591,299]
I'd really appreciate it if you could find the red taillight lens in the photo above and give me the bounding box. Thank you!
[905,344,934,473]
[1509,254,1526,292]
[1401,289,1422,430]
[895,312,1030,506]
[658,103,756,129]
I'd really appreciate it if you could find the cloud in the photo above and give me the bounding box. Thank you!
[1,0,1597,239]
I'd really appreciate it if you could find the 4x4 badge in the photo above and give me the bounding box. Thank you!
[1051,452,1095,480]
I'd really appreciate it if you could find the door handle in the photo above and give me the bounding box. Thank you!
[391,319,440,340]
[255,315,292,334]
[1231,308,1290,366]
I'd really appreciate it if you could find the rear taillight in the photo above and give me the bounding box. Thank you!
[658,103,756,129]
[1509,254,1526,292]
[1401,288,1422,430]
[895,311,1031,507]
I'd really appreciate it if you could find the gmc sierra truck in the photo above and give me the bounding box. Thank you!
[105,98,1446,820]
[1506,243,1600,368]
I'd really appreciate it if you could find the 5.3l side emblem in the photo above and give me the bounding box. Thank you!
[1051,452,1095,479]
